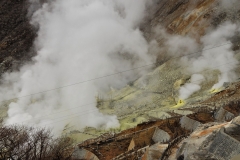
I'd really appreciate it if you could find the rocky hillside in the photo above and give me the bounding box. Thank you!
[73,81,240,160]
[86,0,240,135]
[70,0,240,160]
[1,0,240,160]
[0,0,35,73]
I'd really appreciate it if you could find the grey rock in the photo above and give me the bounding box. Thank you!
[71,147,99,160]
[209,128,240,160]
[180,116,201,131]
[152,128,170,143]
[214,107,235,122]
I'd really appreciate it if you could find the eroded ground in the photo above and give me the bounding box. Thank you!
[77,81,240,160]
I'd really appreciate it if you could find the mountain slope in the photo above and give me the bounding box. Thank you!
[0,0,35,73]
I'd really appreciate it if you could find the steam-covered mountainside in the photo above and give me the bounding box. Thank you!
[71,1,240,159]
[1,0,240,159]
[93,0,240,132]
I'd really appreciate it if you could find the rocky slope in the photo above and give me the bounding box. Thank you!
[0,0,35,73]
[70,0,240,159]
[90,0,240,134]
[74,81,240,160]
[1,0,240,160]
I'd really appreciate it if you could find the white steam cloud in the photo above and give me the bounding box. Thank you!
[146,19,240,101]
[179,22,239,99]
[179,74,205,100]
[189,22,239,89]
[0,0,154,134]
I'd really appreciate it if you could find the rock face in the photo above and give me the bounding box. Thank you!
[180,116,201,131]
[143,0,216,42]
[0,0,35,73]
[77,80,240,160]
[71,148,99,160]
[232,116,240,126]
[209,128,240,160]
[214,107,235,122]
[174,116,240,160]
[152,128,170,143]
[141,143,168,160]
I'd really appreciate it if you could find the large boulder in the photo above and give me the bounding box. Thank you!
[209,128,240,160]
[180,116,201,131]
[71,147,99,160]
[141,143,168,160]
[152,128,170,143]
[214,107,235,122]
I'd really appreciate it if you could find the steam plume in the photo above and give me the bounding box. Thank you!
[180,22,239,99]
[0,0,153,134]
[156,22,239,100]
[179,74,205,100]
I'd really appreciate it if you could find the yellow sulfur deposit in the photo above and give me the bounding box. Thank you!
[172,99,185,108]
[210,88,222,94]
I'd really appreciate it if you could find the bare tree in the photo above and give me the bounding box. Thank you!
[0,125,74,160]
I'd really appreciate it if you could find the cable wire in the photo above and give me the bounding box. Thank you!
[14,60,240,125]
[0,40,236,104]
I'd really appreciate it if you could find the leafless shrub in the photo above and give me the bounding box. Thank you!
[0,125,73,160]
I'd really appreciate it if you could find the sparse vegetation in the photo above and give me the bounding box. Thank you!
[0,125,73,160]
